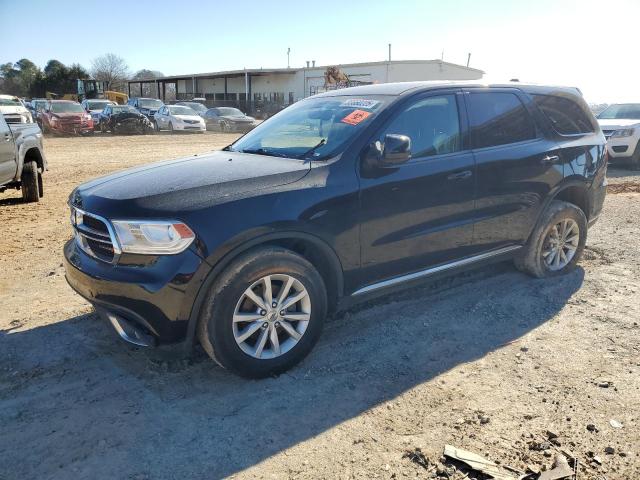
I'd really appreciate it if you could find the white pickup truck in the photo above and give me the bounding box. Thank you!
[0,113,47,202]
[596,103,640,170]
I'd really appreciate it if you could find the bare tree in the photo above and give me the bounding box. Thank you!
[90,53,130,92]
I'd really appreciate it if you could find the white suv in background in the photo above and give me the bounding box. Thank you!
[0,94,33,124]
[597,103,640,170]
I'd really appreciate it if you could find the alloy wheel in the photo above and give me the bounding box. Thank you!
[232,274,311,359]
[542,218,579,271]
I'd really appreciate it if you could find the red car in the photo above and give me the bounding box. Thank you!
[39,100,93,135]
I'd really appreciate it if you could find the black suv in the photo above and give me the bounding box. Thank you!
[64,82,607,378]
[126,97,164,119]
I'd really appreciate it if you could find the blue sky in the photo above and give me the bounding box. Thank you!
[1,0,639,103]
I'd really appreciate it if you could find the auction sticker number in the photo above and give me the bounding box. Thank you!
[341,109,372,125]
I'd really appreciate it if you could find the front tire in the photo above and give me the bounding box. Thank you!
[21,161,40,203]
[197,247,328,378]
[515,200,587,278]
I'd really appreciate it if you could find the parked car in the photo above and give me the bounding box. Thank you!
[153,105,205,133]
[596,103,640,170]
[203,107,257,132]
[0,94,33,124]
[64,82,607,378]
[81,99,115,130]
[28,98,48,126]
[127,97,164,120]
[39,100,93,135]
[0,113,47,202]
[98,104,153,134]
[175,101,208,117]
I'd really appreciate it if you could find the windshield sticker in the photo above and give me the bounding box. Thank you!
[341,109,372,126]
[340,99,380,109]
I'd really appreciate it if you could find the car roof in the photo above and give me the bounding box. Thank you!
[311,81,583,98]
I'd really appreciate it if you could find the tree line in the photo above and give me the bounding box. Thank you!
[0,53,163,99]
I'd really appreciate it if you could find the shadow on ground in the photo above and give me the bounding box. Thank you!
[0,263,584,479]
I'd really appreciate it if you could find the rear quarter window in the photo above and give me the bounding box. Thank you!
[467,92,537,149]
[532,94,595,135]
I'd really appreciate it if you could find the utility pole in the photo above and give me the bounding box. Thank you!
[466,53,471,67]
[287,48,290,68]
[388,43,391,62]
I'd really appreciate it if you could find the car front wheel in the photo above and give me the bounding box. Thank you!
[515,200,587,278]
[197,247,327,378]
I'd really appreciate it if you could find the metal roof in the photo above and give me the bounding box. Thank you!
[128,59,484,83]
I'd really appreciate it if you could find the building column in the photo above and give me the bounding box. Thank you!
[139,82,142,96]
[156,80,160,99]
[224,77,228,100]
[127,82,131,98]
[162,82,166,101]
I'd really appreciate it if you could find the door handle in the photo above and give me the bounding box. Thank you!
[541,154,561,165]
[447,170,472,181]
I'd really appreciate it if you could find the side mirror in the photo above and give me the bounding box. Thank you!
[381,134,411,165]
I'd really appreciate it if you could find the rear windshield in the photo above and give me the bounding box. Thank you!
[50,102,85,113]
[597,104,640,120]
[217,107,244,116]
[230,95,392,160]
[138,99,163,109]
[112,106,137,114]
[87,101,112,110]
[532,94,594,135]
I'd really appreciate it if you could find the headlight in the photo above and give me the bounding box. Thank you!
[111,220,195,254]
[611,128,635,138]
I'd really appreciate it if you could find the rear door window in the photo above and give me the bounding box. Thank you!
[467,92,536,149]
[532,94,594,135]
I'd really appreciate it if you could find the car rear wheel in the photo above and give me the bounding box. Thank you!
[197,247,327,378]
[21,161,40,203]
[515,200,587,278]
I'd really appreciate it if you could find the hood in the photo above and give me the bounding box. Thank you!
[112,111,146,121]
[52,112,86,119]
[597,118,640,129]
[0,105,29,115]
[71,150,311,216]
[222,114,255,122]
[174,114,202,121]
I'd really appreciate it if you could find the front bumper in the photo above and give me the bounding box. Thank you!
[63,238,207,345]
[51,123,94,135]
[174,122,206,131]
[606,135,639,159]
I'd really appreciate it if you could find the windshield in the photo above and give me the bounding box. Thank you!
[112,106,137,114]
[33,100,47,110]
[217,107,244,116]
[230,95,391,160]
[139,99,163,109]
[87,101,112,110]
[51,102,85,113]
[180,102,207,113]
[598,104,640,120]
[169,106,197,116]
[0,97,22,107]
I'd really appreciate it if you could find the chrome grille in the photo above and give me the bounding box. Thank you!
[70,206,120,263]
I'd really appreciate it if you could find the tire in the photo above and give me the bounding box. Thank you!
[37,171,43,198]
[515,200,587,278]
[21,161,40,203]
[630,142,640,171]
[197,247,328,378]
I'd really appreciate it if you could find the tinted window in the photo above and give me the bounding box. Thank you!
[532,94,594,134]
[467,92,536,149]
[383,95,461,158]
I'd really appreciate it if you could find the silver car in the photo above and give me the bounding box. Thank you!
[153,105,206,133]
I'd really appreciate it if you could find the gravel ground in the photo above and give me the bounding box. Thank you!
[0,134,639,480]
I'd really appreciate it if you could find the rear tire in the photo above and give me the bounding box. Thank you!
[37,170,44,198]
[515,200,587,278]
[21,161,40,203]
[197,247,328,378]
[630,142,640,171]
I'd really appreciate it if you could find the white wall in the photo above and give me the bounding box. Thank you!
[173,61,483,102]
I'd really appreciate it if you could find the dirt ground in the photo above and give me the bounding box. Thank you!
[0,134,639,480]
